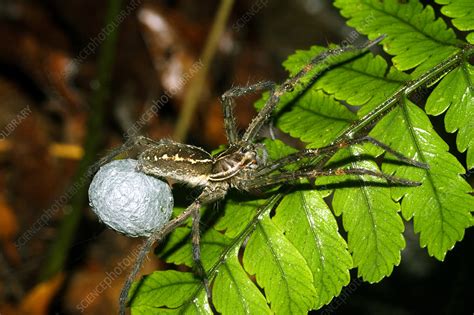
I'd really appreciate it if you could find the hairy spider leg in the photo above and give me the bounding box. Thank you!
[255,136,429,177]
[242,167,422,192]
[242,36,386,143]
[94,135,167,175]
[220,81,275,144]
[186,184,228,304]
[119,200,200,315]
[119,184,227,314]
[191,203,212,299]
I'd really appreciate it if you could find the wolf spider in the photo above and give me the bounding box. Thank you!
[101,36,426,314]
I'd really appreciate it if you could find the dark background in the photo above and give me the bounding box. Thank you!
[0,0,472,314]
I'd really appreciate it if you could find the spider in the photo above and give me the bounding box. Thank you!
[96,36,427,314]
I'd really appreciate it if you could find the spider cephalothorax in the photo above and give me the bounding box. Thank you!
[211,143,266,182]
[92,36,428,315]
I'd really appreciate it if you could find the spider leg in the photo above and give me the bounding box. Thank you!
[191,204,211,299]
[220,81,275,144]
[242,167,422,192]
[188,185,227,302]
[242,36,385,143]
[118,185,226,315]
[91,135,165,176]
[256,136,428,176]
[119,200,200,315]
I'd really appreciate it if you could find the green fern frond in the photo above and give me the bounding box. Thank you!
[277,90,356,147]
[274,190,352,309]
[130,270,207,314]
[326,147,406,283]
[426,62,474,168]
[213,247,271,314]
[244,215,317,314]
[371,100,473,260]
[436,0,474,43]
[334,0,460,75]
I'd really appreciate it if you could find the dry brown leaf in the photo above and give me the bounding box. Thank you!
[48,143,84,160]
[0,303,20,315]
[19,272,65,315]
[0,196,18,241]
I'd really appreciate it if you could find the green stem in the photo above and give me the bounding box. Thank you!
[342,45,474,140]
[39,0,124,281]
[208,193,284,278]
[184,193,284,306]
[310,44,474,168]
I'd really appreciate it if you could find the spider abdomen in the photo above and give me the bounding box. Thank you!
[138,142,214,187]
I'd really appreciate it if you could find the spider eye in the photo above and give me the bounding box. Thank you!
[242,151,257,165]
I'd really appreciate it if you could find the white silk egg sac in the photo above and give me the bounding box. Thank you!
[88,159,173,237]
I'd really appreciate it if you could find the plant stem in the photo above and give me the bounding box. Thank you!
[305,44,474,168]
[173,0,235,142]
[184,193,284,306]
[343,45,474,140]
[39,0,124,281]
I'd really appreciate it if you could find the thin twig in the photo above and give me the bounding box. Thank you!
[173,0,235,142]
